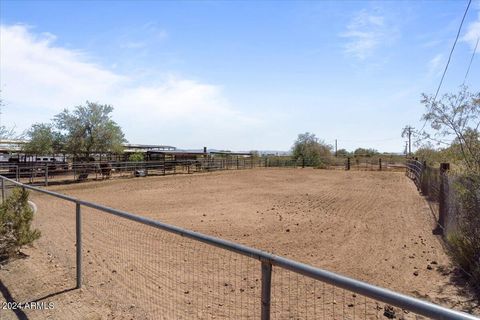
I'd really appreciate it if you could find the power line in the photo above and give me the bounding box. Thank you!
[418,0,472,134]
[433,0,472,102]
[338,137,403,143]
[462,36,479,85]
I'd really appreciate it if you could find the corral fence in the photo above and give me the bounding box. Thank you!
[405,159,459,236]
[1,156,406,187]
[260,156,405,172]
[0,175,476,319]
[0,157,255,186]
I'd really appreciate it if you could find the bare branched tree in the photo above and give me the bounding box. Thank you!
[420,86,480,172]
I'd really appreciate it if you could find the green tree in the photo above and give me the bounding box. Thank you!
[0,94,20,140]
[353,148,378,157]
[0,188,41,261]
[420,86,480,285]
[336,149,350,157]
[54,101,126,159]
[128,152,144,162]
[23,123,59,155]
[420,86,480,171]
[292,132,332,167]
[0,126,18,140]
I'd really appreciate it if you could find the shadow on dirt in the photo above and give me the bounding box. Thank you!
[0,278,77,320]
[431,266,480,315]
[0,279,28,320]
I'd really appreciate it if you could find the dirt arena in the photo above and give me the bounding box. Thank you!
[0,168,478,319]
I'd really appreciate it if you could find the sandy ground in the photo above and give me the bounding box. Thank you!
[0,168,478,319]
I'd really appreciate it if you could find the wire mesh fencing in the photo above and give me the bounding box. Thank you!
[81,206,261,319]
[0,176,476,320]
[406,159,456,235]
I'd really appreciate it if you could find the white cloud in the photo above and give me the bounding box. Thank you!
[427,54,444,77]
[0,24,262,148]
[340,9,395,60]
[461,12,480,49]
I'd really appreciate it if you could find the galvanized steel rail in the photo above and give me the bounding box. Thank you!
[1,175,477,320]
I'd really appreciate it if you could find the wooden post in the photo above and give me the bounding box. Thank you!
[421,161,427,195]
[261,261,272,320]
[438,163,450,233]
[379,158,382,171]
[346,157,350,171]
[45,163,49,186]
[163,155,166,176]
[1,178,5,204]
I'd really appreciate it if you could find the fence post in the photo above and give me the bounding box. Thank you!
[261,261,272,320]
[76,202,82,289]
[379,158,382,171]
[438,163,450,234]
[421,161,427,194]
[16,166,19,182]
[45,163,49,186]
[1,178,5,203]
[346,157,350,171]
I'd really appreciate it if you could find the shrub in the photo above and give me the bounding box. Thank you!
[292,132,332,167]
[447,174,480,285]
[0,188,41,261]
[128,152,144,162]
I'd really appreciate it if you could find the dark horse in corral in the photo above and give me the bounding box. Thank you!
[100,162,113,179]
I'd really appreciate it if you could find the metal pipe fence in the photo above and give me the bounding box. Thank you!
[1,158,256,186]
[0,175,476,319]
[261,157,405,171]
[1,156,407,189]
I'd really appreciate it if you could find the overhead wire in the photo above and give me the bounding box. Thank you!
[418,0,473,134]
[433,0,472,102]
[462,36,479,85]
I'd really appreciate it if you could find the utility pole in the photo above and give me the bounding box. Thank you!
[407,127,412,156]
[402,125,414,156]
[335,139,337,157]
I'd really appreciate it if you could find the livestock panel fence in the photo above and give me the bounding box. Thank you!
[405,159,464,236]
[0,175,476,319]
[2,156,407,188]
[259,156,405,171]
[1,157,255,186]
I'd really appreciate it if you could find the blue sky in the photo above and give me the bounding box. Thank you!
[0,1,479,152]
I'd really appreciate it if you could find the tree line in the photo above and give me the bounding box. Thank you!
[290,132,383,168]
